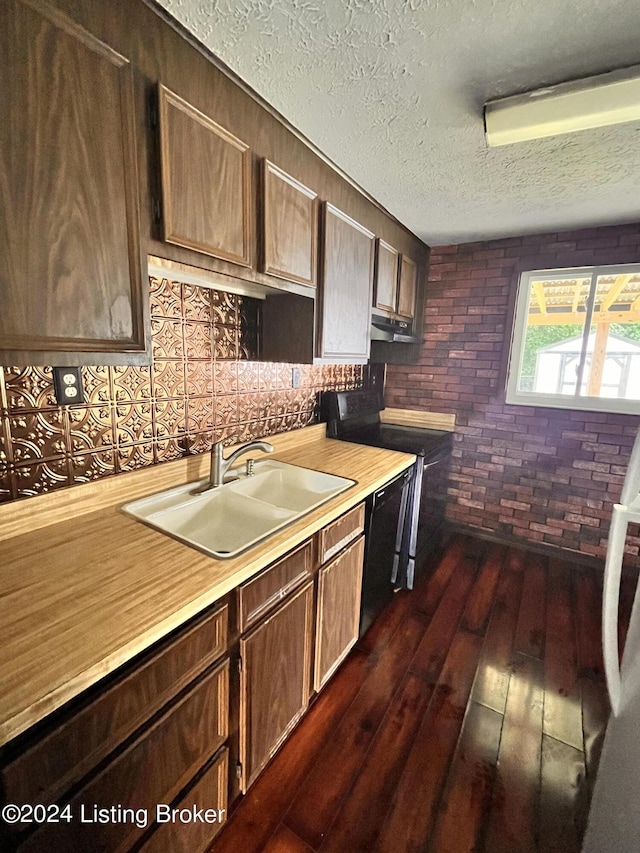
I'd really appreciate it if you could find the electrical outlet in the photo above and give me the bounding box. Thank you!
[292,367,301,389]
[52,367,85,405]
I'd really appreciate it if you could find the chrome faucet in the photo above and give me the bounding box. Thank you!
[192,440,273,494]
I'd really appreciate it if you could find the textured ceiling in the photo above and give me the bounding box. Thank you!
[154,0,640,246]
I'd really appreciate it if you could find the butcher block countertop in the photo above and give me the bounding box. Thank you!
[0,424,415,748]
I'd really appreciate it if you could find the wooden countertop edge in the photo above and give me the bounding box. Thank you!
[0,428,415,747]
[380,407,456,431]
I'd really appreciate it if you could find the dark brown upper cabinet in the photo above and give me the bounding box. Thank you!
[318,203,375,362]
[0,0,147,365]
[158,84,252,268]
[262,160,317,288]
[373,238,399,315]
[397,255,418,320]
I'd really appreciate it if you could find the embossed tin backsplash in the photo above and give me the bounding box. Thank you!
[0,278,382,502]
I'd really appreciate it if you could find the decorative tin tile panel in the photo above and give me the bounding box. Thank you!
[4,367,57,411]
[183,321,213,361]
[211,290,239,326]
[10,410,67,464]
[153,398,187,439]
[214,362,238,395]
[155,437,187,463]
[0,469,13,502]
[214,325,239,360]
[117,441,155,472]
[182,283,213,324]
[258,391,278,419]
[114,402,154,445]
[70,449,115,484]
[67,405,114,453]
[185,361,213,397]
[187,431,215,455]
[186,396,215,433]
[237,361,260,393]
[111,365,152,402]
[149,276,182,319]
[15,458,70,497]
[0,277,370,502]
[216,394,239,427]
[258,363,276,391]
[83,366,112,406]
[151,360,186,399]
[151,318,184,360]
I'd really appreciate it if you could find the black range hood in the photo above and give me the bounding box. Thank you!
[370,315,420,344]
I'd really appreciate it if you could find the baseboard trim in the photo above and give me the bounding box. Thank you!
[443,521,638,579]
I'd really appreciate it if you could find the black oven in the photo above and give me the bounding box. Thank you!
[321,390,452,637]
[361,467,413,636]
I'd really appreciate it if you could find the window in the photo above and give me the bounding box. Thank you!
[506,265,640,414]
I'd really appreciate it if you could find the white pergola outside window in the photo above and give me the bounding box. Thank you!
[506,264,640,415]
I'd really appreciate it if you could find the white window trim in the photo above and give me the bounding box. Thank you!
[505,264,640,415]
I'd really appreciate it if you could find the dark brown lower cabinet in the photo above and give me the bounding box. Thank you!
[239,581,314,792]
[18,660,229,853]
[2,506,368,851]
[0,601,230,853]
[139,747,229,853]
[2,605,228,811]
[314,536,365,692]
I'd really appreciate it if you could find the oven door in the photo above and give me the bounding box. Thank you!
[360,467,412,637]
[416,447,451,565]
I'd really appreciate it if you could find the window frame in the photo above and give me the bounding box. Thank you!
[505,263,640,415]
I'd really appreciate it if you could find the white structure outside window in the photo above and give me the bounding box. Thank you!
[506,265,640,414]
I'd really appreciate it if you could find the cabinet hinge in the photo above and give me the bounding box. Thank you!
[235,762,243,779]
[148,95,158,129]
[237,657,243,673]
[152,198,163,224]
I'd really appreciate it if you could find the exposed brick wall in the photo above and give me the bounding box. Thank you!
[385,223,640,567]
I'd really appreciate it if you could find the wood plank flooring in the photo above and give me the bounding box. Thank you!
[210,534,631,853]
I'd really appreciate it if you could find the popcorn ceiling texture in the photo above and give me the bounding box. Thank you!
[384,221,640,567]
[156,0,640,245]
[0,278,382,503]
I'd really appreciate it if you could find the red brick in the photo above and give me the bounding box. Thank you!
[387,222,640,568]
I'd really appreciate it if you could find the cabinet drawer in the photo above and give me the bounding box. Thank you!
[140,747,229,853]
[238,540,313,633]
[4,603,227,812]
[318,503,365,564]
[19,659,229,853]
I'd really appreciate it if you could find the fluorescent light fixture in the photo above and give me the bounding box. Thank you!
[484,64,640,146]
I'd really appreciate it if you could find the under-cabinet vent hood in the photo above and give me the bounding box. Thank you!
[371,315,420,344]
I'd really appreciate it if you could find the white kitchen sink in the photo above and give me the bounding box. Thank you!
[122,460,355,558]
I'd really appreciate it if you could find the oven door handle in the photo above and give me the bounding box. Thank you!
[422,449,450,469]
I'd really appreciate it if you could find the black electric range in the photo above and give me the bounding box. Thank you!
[321,390,452,635]
[321,389,452,467]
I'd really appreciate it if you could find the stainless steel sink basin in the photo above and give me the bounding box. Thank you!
[122,460,355,558]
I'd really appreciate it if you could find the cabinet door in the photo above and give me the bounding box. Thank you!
[397,255,418,320]
[318,203,375,361]
[2,604,227,810]
[239,581,314,792]
[139,747,228,853]
[262,160,317,287]
[314,536,365,692]
[0,0,146,364]
[373,239,399,314]
[17,660,229,853]
[158,84,252,267]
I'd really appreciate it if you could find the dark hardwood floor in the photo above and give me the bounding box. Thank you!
[209,534,635,853]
